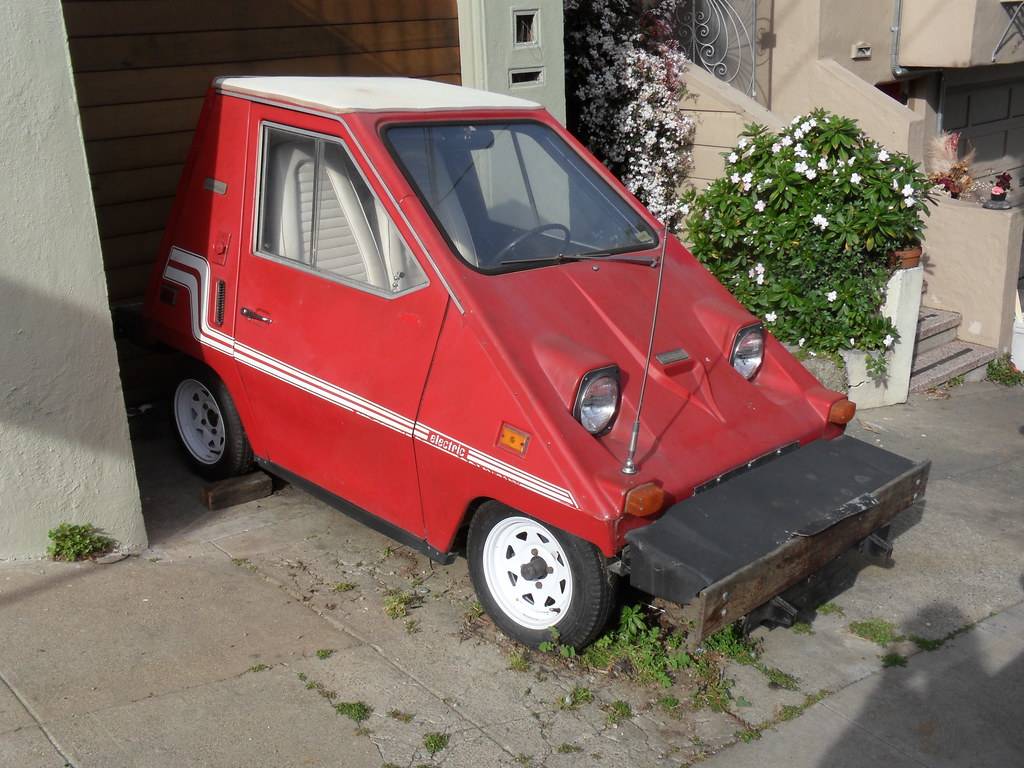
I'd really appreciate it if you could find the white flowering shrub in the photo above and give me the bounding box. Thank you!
[565,0,695,229]
[681,109,932,373]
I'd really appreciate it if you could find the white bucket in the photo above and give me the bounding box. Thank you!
[1013,318,1024,370]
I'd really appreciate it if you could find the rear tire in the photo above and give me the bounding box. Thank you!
[171,364,253,480]
[467,501,616,649]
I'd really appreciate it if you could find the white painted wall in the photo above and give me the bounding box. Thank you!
[0,0,146,558]
[458,0,566,123]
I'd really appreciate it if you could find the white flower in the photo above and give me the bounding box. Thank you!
[826,290,838,302]
[704,211,711,220]
[754,199,766,212]
[794,161,809,173]
[902,183,915,197]
[893,178,900,190]
[728,152,739,163]
[904,197,916,207]
[878,149,890,161]
[731,172,741,183]
[812,213,829,230]
[807,118,817,129]
[791,115,802,125]
[798,337,806,347]
[781,136,793,147]
[794,128,805,140]
[762,177,773,185]
[742,172,753,183]
[846,158,855,166]
[809,351,817,357]
[800,121,812,133]
[771,143,782,154]
[755,262,765,274]
[850,172,862,184]
[805,169,817,180]
[883,334,894,348]
[818,157,829,170]
[765,311,778,323]
[681,203,690,216]
[737,137,749,149]
[849,337,856,346]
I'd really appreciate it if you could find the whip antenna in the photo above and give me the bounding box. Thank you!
[622,226,669,475]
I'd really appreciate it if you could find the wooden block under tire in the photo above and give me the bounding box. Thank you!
[201,471,274,510]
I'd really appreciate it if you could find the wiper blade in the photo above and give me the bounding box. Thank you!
[499,251,658,267]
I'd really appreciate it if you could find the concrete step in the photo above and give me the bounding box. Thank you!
[909,340,997,392]
[915,307,961,355]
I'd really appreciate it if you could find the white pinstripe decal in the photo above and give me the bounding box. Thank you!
[162,247,578,509]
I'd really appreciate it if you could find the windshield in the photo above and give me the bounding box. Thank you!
[386,122,657,272]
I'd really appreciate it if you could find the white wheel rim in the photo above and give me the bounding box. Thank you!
[173,379,226,465]
[482,516,573,631]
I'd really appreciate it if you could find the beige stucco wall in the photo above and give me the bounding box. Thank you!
[818,0,896,85]
[0,0,145,558]
[682,66,784,189]
[900,0,1024,68]
[457,0,566,123]
[921,197,1024,351]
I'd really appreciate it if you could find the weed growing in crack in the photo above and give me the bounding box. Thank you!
[332,581,357,592]
[384,589,418,619]
[335,701,372,722]
[248,663,270,673]
[735,727,762,743]
[47,523,114,561]
[507,647,530,672]
[910,635,943,651]
[882,653,908,668]
[758,664,799,691]
[792,622,815,635]
[778,704,803,721]
[658,695,681,712]
[464,600,485,623]
[605,700,633,725]
[849,618,903,646]
[316,648,335,660]
[557,685,594,710]
[423,731,449,755]
[577,605,691,687]
[817,602,845,617]
[231,557,257,571]
[404,618,421,635]
[513,754,533,766]
[387,709,414,723]
[557,743,583,754]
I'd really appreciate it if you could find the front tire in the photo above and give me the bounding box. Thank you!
[171,365,253,480]
[467,502,616,649]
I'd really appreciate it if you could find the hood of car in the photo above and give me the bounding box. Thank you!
[463,241,832,502]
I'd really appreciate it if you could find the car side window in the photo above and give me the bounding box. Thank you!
[256,125,427,295]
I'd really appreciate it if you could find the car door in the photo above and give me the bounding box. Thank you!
[233,106,449,535]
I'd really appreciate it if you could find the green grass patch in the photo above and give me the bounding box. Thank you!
[332,581,357,592]
[507,647,530,672]
[778,704,803,721]
[605,700,632,725]
[383,589,418,619]
[910,635,943,651]
[248,663,269,673]
[334,701,372,722]
[735,727,762,743]
[47,523,114,561]
[791,622,815,635]
[658,695,681,712]
[987,354,1024,386]
[817,602,845,617]
[423,732,449,755]
[315,648,335,660]
[556,743,583,754]
[881,653,908,668]
[702,623,759,664]
[557,685,593,710]
[577,605,692,687]
[849,618,903,646]
[463,600,485,622]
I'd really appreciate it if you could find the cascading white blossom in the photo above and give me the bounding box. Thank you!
[564,0,695,229]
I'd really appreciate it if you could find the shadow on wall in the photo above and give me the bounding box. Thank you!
[0,271,135,463]
[817,596,1024,766]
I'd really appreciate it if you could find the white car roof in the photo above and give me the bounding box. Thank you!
[215,76,541,114]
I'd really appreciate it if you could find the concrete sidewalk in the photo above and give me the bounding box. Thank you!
[1,381,1022,767]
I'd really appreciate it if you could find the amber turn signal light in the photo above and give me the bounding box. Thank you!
[624,482,666,518]
[828,398,857,425]
[497,423,530,456]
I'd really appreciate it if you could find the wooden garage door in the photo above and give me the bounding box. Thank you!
[62,0,461,307]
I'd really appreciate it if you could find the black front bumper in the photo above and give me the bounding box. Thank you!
[624,436,929,646]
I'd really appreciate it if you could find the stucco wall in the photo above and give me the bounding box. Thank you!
[457,0,566,123]
[0,0,145,558]
[921,197,1024,351]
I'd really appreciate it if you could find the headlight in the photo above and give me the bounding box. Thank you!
[573,366,620,435]
[730,324,764,380]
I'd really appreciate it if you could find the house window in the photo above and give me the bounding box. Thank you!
[513,10,539,47]
[256,125,426,295]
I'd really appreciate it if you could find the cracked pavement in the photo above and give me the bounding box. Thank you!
[0,381,1021,766]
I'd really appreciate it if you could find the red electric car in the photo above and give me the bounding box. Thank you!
[144,77,928,649]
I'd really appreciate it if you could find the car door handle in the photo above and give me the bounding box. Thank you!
[240,307,272,324]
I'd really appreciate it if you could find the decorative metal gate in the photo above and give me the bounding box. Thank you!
[675,0,760,100]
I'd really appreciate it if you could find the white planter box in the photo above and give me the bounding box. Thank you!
[842,265,923,409]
